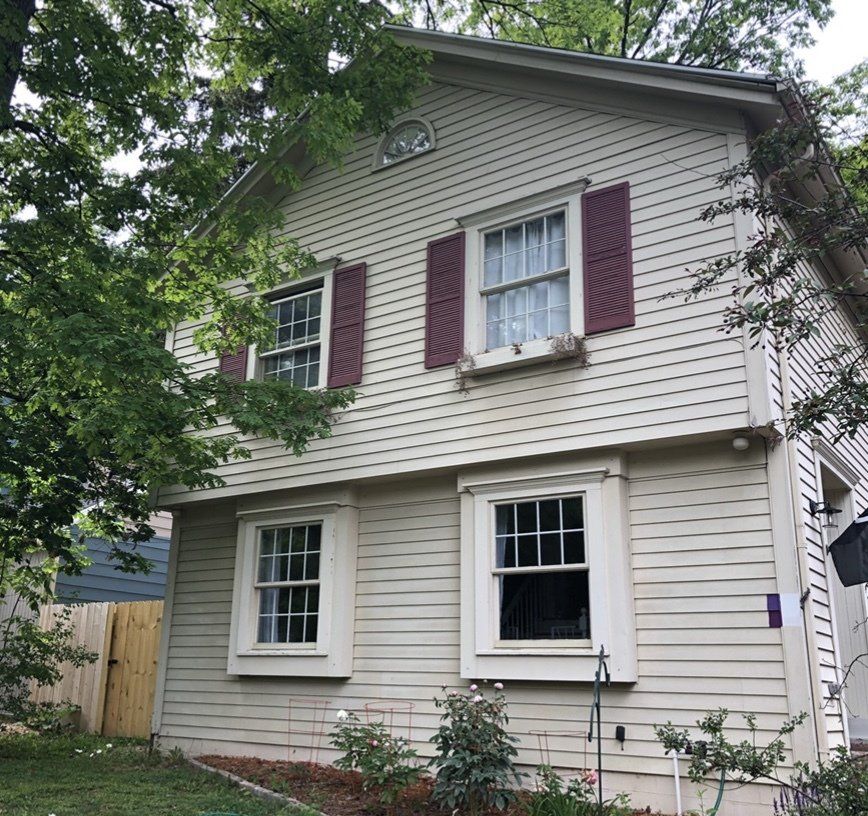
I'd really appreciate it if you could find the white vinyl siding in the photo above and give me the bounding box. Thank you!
[162,79,750,504]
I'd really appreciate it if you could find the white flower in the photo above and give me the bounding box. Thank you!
[105,743,113,749]
[95,749,102,755]
[469,684,478,692]
[74,749,83,754]
[336,709,349,722]
[494,682,504,690]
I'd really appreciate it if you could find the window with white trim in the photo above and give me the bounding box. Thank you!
[458,462,637,683]
[228,497,358,678]
[260,285,323,387]
[460,182,587,375]
[483,210,569,349]
[494,496,590,642]
[256,523,322,644]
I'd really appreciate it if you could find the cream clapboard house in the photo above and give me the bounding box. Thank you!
[152,27,868,814]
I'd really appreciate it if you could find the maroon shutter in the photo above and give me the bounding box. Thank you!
[425,232,465,368]
[582,182,635,334]
[219,347,248,382]
[327,262,366,387]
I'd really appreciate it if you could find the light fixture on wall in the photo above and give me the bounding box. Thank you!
[809,499,842,530]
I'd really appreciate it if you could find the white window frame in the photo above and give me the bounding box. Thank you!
[461,181,588,376]
[245,265,335,388]
[458,458,637,683]
[228,498,358,677]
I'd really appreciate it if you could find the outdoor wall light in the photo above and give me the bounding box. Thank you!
[732,435,750,451]
[809,499,842,529]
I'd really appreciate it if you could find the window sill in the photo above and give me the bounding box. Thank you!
[462,651,637,683]
[228,650,349,678]
[460,335,587,377]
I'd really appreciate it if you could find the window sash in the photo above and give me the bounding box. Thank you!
[261,287,323,355]
[492,563,589,576]
[479,266,568,297]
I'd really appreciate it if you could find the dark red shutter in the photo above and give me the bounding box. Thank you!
[327,262,366,387]
[219,347,248,382]
[582,182,635,334]
[425,232,465,368]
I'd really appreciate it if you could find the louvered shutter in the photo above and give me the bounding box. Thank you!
[327,262,366,387]
[425,232,465,368]
[582,182,635,334]
[219,347,248,383]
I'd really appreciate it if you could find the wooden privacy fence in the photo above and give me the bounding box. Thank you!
[32,600,163,738]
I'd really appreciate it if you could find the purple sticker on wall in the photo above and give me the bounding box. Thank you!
[767,594,783,628]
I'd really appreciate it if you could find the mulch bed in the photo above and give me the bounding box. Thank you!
[197,754,528,816]
[198,755,659,816]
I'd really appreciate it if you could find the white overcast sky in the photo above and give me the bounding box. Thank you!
[798,0,866,83]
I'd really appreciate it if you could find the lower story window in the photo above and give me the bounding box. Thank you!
[255,523,322,644]
[495,497,590,641]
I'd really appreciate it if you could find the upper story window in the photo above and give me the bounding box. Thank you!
[483,211,569,349]
[259,285,323,387]
[375,117,435,168]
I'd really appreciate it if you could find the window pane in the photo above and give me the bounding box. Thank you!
[538,500,560,531]
[549,239,566,269]
[484,258,502,287]
[516,502,537,533]
[517,535,538,567]
[487,292,504,321]
[484,231,502,259]
[551,275,569,306]
[496,535,515,568]
[486,320,506,350]
[495,504,515,535]
[306,614,319,643]
[540,533,562,566]
[288,553,304,581]
[562,497,583,529]
[305,551,320,581]
[288,615,304,643]
[505,224,523,255]
[550,305,569,335]
[563,531,585,564]
[499,571,590,640]
[547,211,565,242]
[530,281,549,312]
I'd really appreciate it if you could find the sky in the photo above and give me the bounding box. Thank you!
[799,0,866,83]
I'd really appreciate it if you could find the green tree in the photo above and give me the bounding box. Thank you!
[404,0,833,75]
[0,1,429,610]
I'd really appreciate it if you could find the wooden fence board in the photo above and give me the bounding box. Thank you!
[31,600,162,737]
[31,602,113,732]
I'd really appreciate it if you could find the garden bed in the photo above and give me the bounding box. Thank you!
[197,754,655,816]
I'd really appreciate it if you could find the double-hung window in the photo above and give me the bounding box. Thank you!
[228,496,359,678]
[494,496,590,642]
[260,285,323,387]
[458,462,637,682]
[255,523,322,645]
[483,210,570,349]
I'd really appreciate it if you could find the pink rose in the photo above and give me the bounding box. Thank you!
[370,740,378,747]
[494,682,504,690]
[473,695,483,703]
[583,770,598,786]
[469,684,478,692]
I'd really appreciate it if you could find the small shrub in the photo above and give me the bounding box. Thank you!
[774,747,868,816]
[330,710,421,805]
[429,682,523,815]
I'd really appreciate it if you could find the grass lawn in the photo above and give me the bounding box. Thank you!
[0,732,312,816]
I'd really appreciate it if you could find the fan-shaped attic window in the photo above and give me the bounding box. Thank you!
[375,118,435,168]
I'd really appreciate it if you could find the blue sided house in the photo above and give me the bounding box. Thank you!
[54,513,172,603]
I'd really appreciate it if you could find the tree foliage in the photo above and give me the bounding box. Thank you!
[0,1,429,606]
[403,0,833,75]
